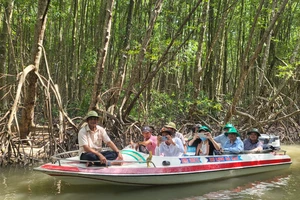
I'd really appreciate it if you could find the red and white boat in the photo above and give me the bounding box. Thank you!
[34,147,292,186]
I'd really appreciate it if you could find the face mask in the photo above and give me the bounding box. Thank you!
[161,136,168,141]
[200,137,207,141]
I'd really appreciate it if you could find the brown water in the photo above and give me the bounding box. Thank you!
[0,145,299,200]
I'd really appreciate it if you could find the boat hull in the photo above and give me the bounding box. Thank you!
[34,150,292,186]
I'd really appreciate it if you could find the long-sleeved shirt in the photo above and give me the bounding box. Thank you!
[223,138,244,153]
[157,137,184,157]
[243,139,263,151]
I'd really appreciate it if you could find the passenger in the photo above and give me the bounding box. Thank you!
[222,127,244,154]
[195,126,211,156]
[187,124,202,155]
[78,110,123,166]
[164,122,186,152]
[244,128,263,152]
[209,123,243,153]
[214,123,235,147]
[131,126,157,154]
[156,129,185,157]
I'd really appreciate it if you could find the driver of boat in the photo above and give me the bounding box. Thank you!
[156,129,185,157]
[78,110,123,166]
[243,128,263,152]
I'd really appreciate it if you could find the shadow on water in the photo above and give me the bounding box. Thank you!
[1,145,299,200]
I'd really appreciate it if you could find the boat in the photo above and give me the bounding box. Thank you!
[34,147,292,186]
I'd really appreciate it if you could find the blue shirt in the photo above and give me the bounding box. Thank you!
[243,139,263,150]
[214,133,242,148]
[223,138,244,153]
[214,133,228,146]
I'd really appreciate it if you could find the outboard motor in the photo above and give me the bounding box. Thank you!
[259,134,280,150]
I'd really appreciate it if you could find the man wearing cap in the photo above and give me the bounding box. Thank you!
[131,126,157,154]
[164,122,186,152]
[156,129,184,157]
[244,128,263,152]
[78,110,123,166]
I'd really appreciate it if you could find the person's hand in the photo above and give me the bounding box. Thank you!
[205,132,213,139]
[117,152,123,160]
[130,140,135,148]
[166,135,175,145]
[193,133,200,140]
[98,153,107,164]
[157,135,162,146]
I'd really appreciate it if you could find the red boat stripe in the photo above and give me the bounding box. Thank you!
[41,158,291,175]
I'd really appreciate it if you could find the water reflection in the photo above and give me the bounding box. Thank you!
[0,145,299,200]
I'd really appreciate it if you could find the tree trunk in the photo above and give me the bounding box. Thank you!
[193,0,210,99]
[89,0,115,111]
[0,0,13,111]
[19,0,50,139]
[224,0,289,123]
[121,0,164,119]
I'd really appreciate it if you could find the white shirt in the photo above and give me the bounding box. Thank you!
[157,137,184,157]
[78,124,111,155]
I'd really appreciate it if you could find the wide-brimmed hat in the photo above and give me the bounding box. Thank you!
[84,110,99,120]
[247,128,261,137]
[160,129,173,136]
[164,122,177,130]
[198,125,211,133]
[223,123,234,130]
[224,127,240,137]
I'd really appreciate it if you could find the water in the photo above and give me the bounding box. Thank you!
[1,145,299,200]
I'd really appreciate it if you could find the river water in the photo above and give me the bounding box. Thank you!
[1,145,299,200]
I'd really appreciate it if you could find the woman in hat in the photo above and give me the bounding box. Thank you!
[78,110,123,166]
[244,128,263,151]
[156,129,184,157]
[195,126,211,156]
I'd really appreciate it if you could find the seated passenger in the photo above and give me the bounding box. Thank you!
[214,123,235,147]
[209,123,242,154]
[187,124,202,155]
[195,126,211,156]
[156,129,184,157]
[164,122,186,152]
[244,128,263,152]
[222,127,244,154]
[78,110,123,166]
[130,126,157,154]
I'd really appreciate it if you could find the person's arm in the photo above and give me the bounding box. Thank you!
[224,140,244,153]
[174,138,185,153]
[188,134,199,146]
[138,140,152,146]
[82,145,107,163]
[206,133,221,151]
[250,141,263,152]
[195,143,202,155]
[205,142,210,155]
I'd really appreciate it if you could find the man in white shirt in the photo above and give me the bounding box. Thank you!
[78,110,123,166]
[164,122,186,153]
[156,129,184,157]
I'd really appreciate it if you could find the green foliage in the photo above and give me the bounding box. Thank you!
[276,64,295,79]
[132,89,223,124]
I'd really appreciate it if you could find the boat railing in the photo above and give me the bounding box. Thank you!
[221,149,287,155]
